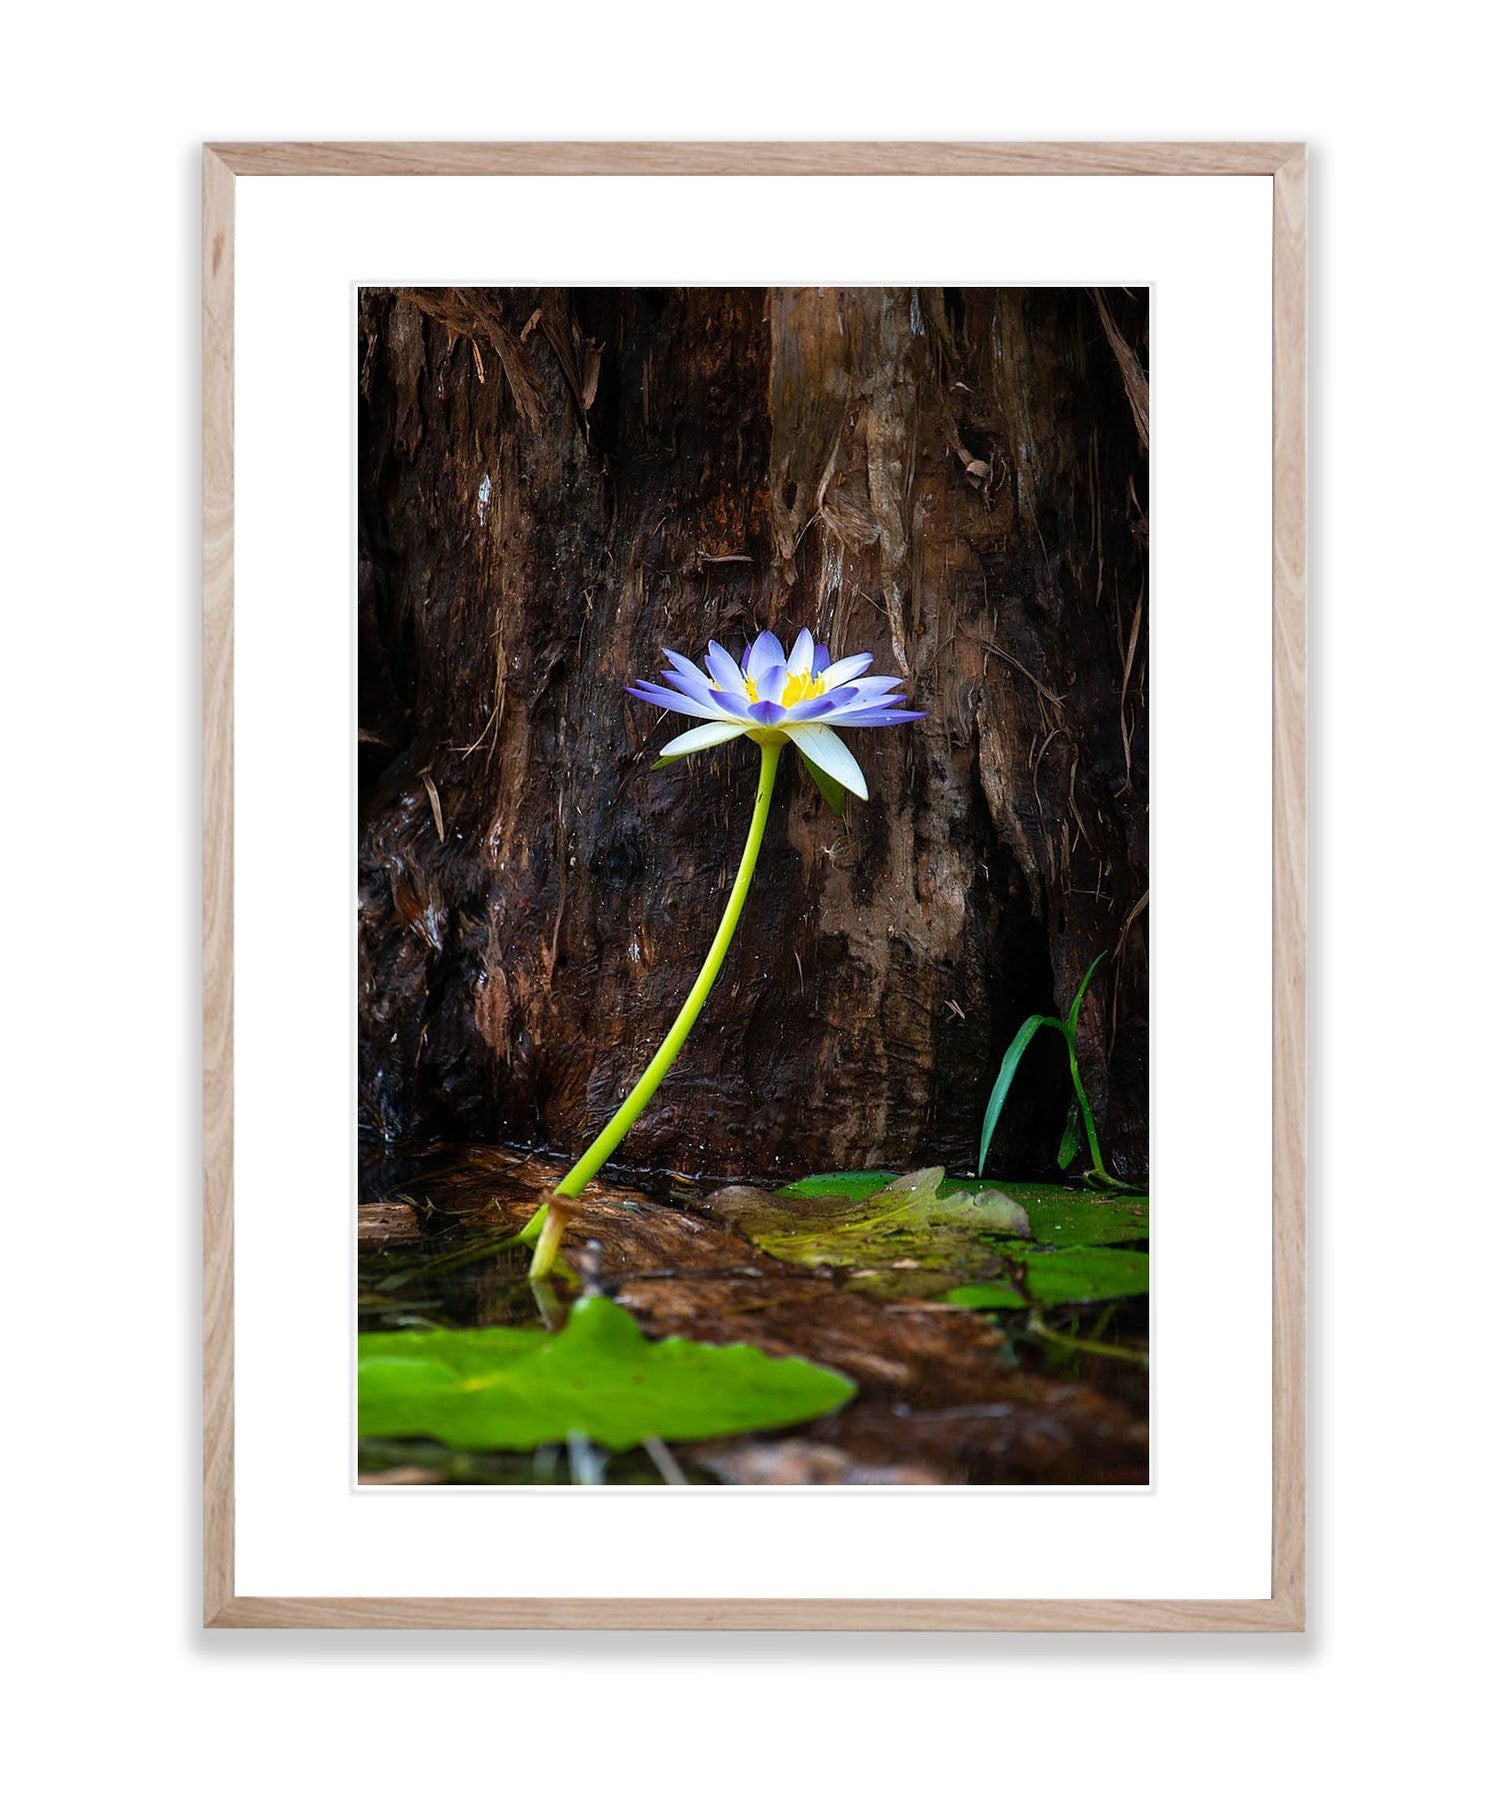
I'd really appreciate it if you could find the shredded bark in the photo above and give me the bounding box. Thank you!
[358,287,1150,1186]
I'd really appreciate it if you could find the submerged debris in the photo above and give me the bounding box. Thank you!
[357,1200,424,1246]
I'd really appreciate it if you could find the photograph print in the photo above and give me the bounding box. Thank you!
[357,285,1150,1486]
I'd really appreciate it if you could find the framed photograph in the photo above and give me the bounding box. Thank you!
[204,141,1305,1628]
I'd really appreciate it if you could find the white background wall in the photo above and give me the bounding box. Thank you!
[5,5,1493,1794]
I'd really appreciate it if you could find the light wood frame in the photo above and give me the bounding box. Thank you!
[203,141,1306,1631]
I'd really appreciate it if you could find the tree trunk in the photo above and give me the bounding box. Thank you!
[358,286,1149,1189]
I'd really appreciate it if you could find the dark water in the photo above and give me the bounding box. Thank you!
[357,1151,1149,1486]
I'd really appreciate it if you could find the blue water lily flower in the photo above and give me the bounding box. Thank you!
[626,627,924,802]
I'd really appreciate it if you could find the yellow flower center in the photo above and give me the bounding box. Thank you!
[738,671,826,707]
[781,671,825,707]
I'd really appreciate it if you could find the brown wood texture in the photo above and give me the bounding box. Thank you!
[1270,148,1308,1631]
[202,146,235,1628]
[210,1595,1302,1631]
[203,142,1306,1632]
[210,141,1300,177]
[356,283,1150,1186]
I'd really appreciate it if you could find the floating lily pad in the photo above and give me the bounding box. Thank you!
[727,1168,1150,1304]
[937,1178,1148,1248]
[946,1247,1151,1310]
[777,1171,895,1202]
[753,1188,1021,1292]
[775,1171,1148,1249]
[358,1293,855,1452]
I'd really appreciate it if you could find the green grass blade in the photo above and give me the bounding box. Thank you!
[978,1015,1061,1176]
[1066,950,1110,1036]
[1063,1031,1109,1179]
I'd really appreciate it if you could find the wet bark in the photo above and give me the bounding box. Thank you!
[358,286,1149,1189]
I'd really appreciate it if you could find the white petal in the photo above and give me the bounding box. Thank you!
[783,721,868,801]
[787,628,816,676]
[657,720,749,761]
[820,652,875,690]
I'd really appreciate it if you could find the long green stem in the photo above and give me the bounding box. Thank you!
[527,736,785,1279]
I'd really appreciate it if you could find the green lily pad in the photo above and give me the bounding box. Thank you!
[754,1184,1022,1291]
[937,1178,1148,1248]
[777,1171,895,1202]
[358,1294,855,1452]
[734,1168,1149,1304]
[775,1171,1148,1249]
[946,1247,1151,1310]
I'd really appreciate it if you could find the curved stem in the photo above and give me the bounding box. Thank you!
[527,736,784,1279]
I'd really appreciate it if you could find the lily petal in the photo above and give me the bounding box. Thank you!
[745,630,785,686]
[819,653,875,690]
[663,648,708,682]
[783,721,869,801]
[828,708,926,727]
[812,643,832,677]
[782,692,840,721]
[824,690,911,718]
[626,680,733,721]
[661,669,753,719]
[705,641,749,695]
[657,720,750,761]
[787,628,816,677]
[830,675,905,703]
[755,661,790,705]
[822,699,908,722]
